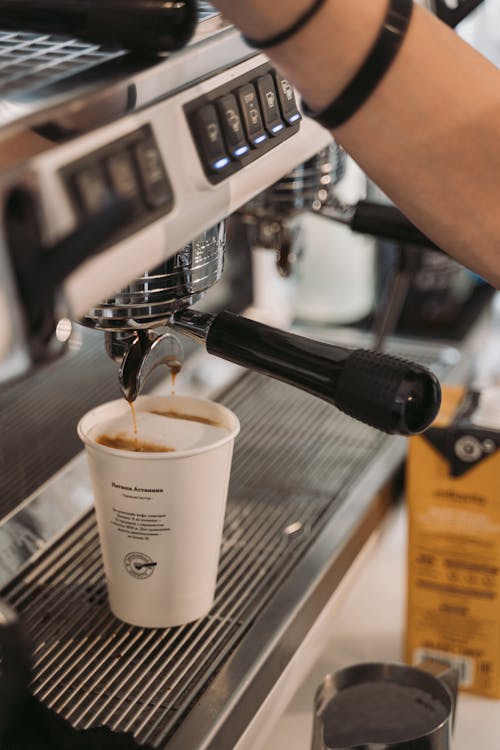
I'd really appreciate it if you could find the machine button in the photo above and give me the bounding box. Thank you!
[256,74,285,136]
[194,104,231,173]
[237,84,268,147]
[72,163,111,215]
[104,150,144,214]
[274,74,302,125]
[216,94,250,159]
[132,137,173,210]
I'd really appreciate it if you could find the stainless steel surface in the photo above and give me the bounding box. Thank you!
[0,327,464,586]
[119,330,184,401]
[82,223,226,330]
[0,6,231,135]
[239,143,345,276]
[241,143,346,223]
[171,309,216,343]
[0,31,125,96]
[2,370,400,749]
[82,221,224,400]
[0,311,477,748]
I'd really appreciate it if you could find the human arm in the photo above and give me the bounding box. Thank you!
[211,0,500,288]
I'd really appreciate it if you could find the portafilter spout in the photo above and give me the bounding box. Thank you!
[105,330,184,402]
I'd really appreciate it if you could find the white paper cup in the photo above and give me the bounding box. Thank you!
[77,395,240,628]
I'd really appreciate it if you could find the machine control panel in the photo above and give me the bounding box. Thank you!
[62,125,174,227]
[185,63,302,184]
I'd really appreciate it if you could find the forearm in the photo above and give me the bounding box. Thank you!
[213,0,388,110]
[212,0,500,288]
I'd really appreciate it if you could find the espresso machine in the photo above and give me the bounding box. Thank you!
[0,2,487,749]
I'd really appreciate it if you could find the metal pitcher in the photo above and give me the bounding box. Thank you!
[311,661,458,750]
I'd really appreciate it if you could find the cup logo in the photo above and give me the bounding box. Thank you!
[124,552,157,579]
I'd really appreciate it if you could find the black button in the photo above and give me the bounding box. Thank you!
[256,74,285,136]
[216,94,250,159]
[72,163,111,215]
[132,138,173,210]
[104,150,144,214]
[274,74,302,125]
[237,84,268,147]
[194,104,231,174]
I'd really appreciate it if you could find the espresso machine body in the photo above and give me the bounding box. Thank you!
[0,5,331,386]
[0,3,485,749]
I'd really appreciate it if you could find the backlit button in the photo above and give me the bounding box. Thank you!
[274,75,302,125]
[194,104,231,173]
[256,74,285,136]
[72,163,110,215]
[133,138,173,210]
[104,150,144,214]
[216,94,250,159]
[237,83,268,147]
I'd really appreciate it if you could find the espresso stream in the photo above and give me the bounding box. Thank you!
[96,361,195,452]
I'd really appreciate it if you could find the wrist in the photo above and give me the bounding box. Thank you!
[213,0,389,113]
[270,0,389,111]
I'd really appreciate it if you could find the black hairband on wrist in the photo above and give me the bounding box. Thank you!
[242,0,328,50]
[302,0,414,130]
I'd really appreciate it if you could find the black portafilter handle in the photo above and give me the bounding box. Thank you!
[351,200,443,251]
[176,311,441,436]
[0,0,198,54]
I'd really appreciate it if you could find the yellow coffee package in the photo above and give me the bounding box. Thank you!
[406,385,500,698]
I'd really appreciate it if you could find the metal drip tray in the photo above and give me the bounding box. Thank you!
[0,31,126,95]
[1,371,403,749]
[0,4,232,135]
[0,6,223,96]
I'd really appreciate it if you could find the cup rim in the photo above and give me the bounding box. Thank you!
[77,395,240,460]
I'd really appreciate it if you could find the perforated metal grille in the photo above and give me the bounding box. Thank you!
[0,5,220,96]
[0,31,125,94]
[2,372,388,748]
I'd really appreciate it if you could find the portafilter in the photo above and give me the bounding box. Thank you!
[81,216,441,436]
[238,142,346,276]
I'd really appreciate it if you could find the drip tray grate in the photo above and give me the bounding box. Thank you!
[2,372,390,748]
[0,30,126,94]
[0,6,221,96]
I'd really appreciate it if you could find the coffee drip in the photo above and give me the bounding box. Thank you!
[98,372,226,453]
[113,359,186,453]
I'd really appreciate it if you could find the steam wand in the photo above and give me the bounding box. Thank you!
[311,194,447,350]
[312,194,441,251]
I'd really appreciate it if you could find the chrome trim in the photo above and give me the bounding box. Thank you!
[166,435,405,750]
[0,323,476,749]
[0,454,93,589]
[81,222,226,330]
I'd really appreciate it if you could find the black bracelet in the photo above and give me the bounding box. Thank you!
[302,0,414,130]
[242,0,328,50]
